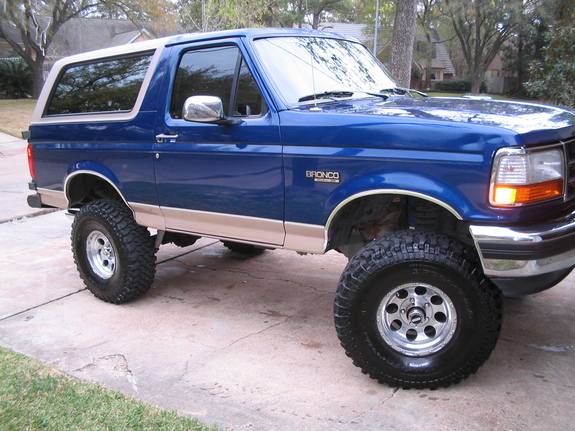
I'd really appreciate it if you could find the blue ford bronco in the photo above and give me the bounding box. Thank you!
[27,28,575,389]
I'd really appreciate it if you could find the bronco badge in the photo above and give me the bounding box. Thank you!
[306,170,341,183]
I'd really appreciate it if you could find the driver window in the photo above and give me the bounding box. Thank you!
[170,45,265,119]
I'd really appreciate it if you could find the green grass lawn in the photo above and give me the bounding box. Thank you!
[426,91,509,99]
[0,348,219,431]
[0,98,223,429]
[0,99,36,138]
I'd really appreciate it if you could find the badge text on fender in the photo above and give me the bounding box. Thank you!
[306,170,340,183]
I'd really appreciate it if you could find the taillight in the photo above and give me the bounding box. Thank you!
[27,144,36,179]
[490,147,565,206]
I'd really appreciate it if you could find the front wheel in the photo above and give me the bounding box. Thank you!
[71,199,156,304]
[334,230,502,389]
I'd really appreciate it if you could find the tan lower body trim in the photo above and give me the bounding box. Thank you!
[161,206,285,246]
[158,206,327,253]
[37,188,67,208]
[284,222,327,254]
[39,192,328,254]
[129,202,166,231]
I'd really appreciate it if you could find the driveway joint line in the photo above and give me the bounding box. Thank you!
[0,208,60,225]
[0,288,87,322]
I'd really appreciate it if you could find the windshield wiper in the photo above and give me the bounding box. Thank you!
[380,87,428,97]
[298,91,354,102]
[298,90,389,103]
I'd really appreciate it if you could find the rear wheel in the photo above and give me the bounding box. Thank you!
[334,230,502,389]
[71,199,156,303]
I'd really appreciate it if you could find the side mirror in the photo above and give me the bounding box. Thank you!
[182,96,240,126]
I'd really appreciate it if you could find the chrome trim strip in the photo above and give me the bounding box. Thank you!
[325,189,462,235]
[162,206,285,246]
[284,222,326,254]
[63,170,153,225]
[64,170,127,208]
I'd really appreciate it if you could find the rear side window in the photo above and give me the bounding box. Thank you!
[45,53,153,116]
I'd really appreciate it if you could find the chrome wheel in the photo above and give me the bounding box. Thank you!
[376,283,457,357]
[335,230,502,388]
[71,200,156,303]
[85,230,117,279]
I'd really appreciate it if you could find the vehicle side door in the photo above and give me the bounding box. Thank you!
[153,41,284,246]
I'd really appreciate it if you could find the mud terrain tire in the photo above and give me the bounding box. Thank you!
[334,230,502,389]
[71,199,156,303]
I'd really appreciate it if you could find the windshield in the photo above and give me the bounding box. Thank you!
[253,36,396,107]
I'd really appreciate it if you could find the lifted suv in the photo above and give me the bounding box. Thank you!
[27,28,575,389]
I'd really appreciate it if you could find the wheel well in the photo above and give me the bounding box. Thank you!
[67,174,123,207]
[327,194,466,258]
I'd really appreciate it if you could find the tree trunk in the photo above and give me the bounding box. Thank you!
[312,8,321,29]
[470,72,482,94]
[424,31,433,89]
[388,0,417,88]
[516,34,523,91]
[32,59,45,99]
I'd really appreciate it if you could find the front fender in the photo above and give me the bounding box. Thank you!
[325,171,469,227]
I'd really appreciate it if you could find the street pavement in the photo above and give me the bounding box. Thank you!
[1,131,574,430]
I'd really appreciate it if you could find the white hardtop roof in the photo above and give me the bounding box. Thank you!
[51,27,352,67]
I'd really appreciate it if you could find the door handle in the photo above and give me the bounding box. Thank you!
[156,134,178,143]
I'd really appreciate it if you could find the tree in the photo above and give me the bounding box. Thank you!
[266,0,348,29]
[176,0,347,32]
[417,0,441,89]
[388,0,416,87]
[307,0,348,29]
[103,0,180,37]
[442,0,522,94]
[500,13,547,94]
[0,0,153,98]
[0,0,96,97]
[178,0,230,31]
[355,0,395,57]
[525,0,575,107]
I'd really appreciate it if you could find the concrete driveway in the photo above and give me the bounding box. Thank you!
[1,132,574,430]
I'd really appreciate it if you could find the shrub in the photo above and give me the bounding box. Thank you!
[434,79,471,92]
[0,60,33,99]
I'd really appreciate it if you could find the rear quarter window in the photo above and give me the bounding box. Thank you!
[45,53,153,116]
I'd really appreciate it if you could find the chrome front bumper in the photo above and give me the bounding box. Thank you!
[469,209,575,279]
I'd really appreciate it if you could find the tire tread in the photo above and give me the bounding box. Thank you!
[71,199,156,304]
[334,230,502,389]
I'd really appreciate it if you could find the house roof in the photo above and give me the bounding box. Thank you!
[48,18,150,57]
[321,22,455,75]
[320,23,372,45]
[0,17,152,58]
[430,30,455,75]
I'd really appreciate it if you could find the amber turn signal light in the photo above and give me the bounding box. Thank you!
[493,178,563,205]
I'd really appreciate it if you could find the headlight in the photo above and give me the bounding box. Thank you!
[490,147,565,206]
